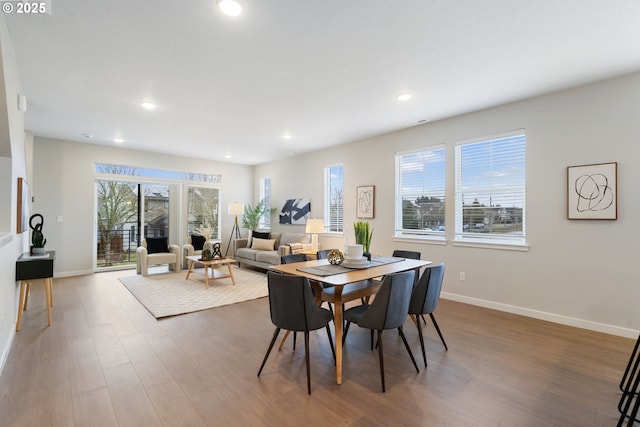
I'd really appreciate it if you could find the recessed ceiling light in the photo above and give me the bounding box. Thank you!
[113,138,124,143]
[283,133,292,140]
[397,93,412,101]
[218,0,243,16]
[141,102,156,110]
[82,133,93,139]
[225,154,232,159]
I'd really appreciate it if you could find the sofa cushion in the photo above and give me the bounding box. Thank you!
[255,251,280,265]
[146,237,169,254]
[191,234,206,251]
[251,238,276,251]
[236,248,258,261]
[252,230,270,240]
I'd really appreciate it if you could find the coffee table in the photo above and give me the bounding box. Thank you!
[185,255,237,289]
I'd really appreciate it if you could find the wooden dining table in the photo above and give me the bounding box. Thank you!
[269,257,432,385]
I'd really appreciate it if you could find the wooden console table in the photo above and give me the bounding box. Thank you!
[15,251,55,331]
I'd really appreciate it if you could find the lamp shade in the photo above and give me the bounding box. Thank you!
[228,202,245,215]
[305,218,324,234]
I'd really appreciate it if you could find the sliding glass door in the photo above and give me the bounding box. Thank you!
[96,179,138,268]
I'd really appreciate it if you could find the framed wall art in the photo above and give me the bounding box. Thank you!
[279,198,311,225]
[567,162,617,220]
[17,177,29,233]
[356,185,375,219]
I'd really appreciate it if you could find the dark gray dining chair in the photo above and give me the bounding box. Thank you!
[258,272,335,395]
[409,263,447,368]
[342,270,419,392]
[277,253,309,351]
[392,249,421,287]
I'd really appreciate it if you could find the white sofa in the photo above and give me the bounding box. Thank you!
[233,231,311,269]
[136,237,180,276]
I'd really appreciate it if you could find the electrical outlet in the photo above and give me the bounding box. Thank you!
[459,272,466,281]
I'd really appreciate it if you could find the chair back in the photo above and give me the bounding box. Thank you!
[281,253,307,264]
[266,272,332,332]
[357,270,414,331]
[316,249,337,259]
[392,249,421,260]
[409,263,445,315]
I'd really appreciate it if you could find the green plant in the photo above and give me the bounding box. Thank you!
[241,199,276,230]
[354,220,373,253]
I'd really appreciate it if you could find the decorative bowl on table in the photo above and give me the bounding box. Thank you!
[327,249,344,265]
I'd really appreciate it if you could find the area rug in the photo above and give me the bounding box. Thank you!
[118,266,268,318]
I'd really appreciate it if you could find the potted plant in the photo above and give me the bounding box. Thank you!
[241,199,276,232]
[29,213,47,255]
[354,220,373,260]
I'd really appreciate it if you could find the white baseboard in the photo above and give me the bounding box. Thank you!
[441,292,639,339]
[0,328,16,377]
[54,269,93,278]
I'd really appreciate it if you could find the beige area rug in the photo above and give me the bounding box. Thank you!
[118,266,268,319]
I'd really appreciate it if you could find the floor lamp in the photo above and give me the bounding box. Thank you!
[225,202,245,257]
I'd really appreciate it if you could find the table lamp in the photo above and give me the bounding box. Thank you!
[305,218,324,253]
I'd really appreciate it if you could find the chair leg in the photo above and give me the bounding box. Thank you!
[258,328,281,377]
[326,324,336,365]
[398,326,419,373]
[342,321,352,346]
[370,329,374,351]
[293,331,297,351]
[429,313,448,351]
[377,330,385,393]
[304,331,311,395]
[278,330,290,351]
[415,314,427,368]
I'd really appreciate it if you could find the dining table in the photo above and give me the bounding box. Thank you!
[269,256,432,385]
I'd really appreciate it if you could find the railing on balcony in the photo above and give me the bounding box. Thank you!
[96,228,137,268]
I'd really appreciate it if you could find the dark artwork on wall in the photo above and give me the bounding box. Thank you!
[279,198,310,225]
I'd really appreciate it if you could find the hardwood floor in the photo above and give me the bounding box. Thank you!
[0,268,634,426]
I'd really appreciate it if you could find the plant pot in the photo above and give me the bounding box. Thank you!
[31,246,46,255]
[363,251,371,261]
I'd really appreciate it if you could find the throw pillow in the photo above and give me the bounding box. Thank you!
[190,234,206,251]
[251,238,276,251]
[252,230,271,240]
[146,237,169,254]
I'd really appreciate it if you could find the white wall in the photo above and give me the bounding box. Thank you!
[32,138,254,275]
[0,14,27,374]
[255,72,640,337]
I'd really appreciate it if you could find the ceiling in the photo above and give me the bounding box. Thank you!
[5,0,640,165]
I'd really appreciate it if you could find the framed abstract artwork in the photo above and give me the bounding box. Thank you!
[567,162,617,220]
[279,198,311,225]
[356,185,375,219]
[17,177,29,233]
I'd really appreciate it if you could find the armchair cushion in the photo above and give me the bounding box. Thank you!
[146,237,169,254]
[190,234,206,251]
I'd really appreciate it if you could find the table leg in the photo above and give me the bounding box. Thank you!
[16,281,27,332]
[23,282,30,310]
[49,279,54,306]
[185,260,195,279]
[45,278,53,326]
[204,264,210,289]
[227,263,236,285]
[334,287,344,385]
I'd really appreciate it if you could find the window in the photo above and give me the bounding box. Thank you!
[395,147,446,239]
[258,178,272,229]
[324,164,344,232]
[454,131,526,245]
